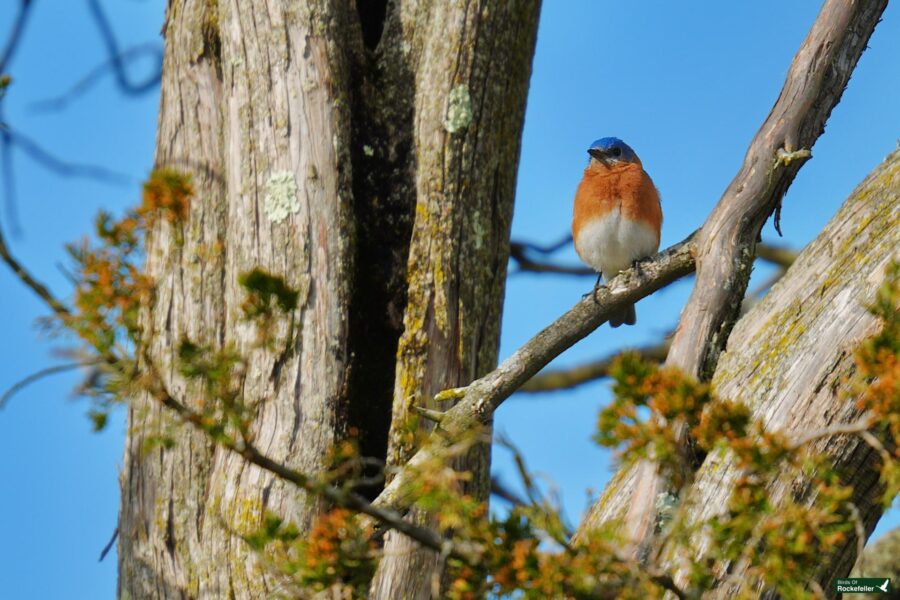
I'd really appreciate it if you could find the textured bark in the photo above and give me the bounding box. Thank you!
[682,150,900,598]
[370,2,540,597]
[582,149,900,596]
[117,1,540,598]
[118,3,359,598]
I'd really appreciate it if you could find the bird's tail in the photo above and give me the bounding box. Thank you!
[609,303,636,328]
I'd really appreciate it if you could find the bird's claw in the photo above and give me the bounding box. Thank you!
[629,258,647,277]
[582,283,607,303]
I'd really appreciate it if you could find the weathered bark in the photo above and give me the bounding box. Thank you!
[369,2,540,597]
[117,1,540,598]
[582,149,900,596]
[119,3,359,598]
[682,149,900,597]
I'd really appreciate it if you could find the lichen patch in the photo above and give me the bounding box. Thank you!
[263,170,300,223]
[444,84,472,134]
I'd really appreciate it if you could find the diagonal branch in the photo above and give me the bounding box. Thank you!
[371,235,697,513]
[517,341,670,394]
[0,219,72,318]
[29,43,162,113]
[668,0,887,379]
[0,361,95,409]
[509,235,795,278]
[86,0,162,96]
[0,0,33,75]
[515,244,795,396]
[7,127,132,183]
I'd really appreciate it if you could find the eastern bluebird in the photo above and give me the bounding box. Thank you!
[572,137,662,327]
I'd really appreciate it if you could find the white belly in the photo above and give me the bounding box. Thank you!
[574,208,659,279]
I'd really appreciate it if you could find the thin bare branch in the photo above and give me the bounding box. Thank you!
[509,233,794,279]
[0,221,72,318]
[859,430,892,465]
[490,476,527,507]
[756,243,799,270]
[98,527,118,562]
[0,0,33,74]
[0,361,94,409]
[518,342,669,393]
[510,234,573,255]
[847,502,867,576]
[788,418,875,450]
[0,128,18,235]
[7,127,132,183]
[30,43,162,112]
[86,0,162,96]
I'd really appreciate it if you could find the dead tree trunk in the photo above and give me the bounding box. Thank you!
[117,1,539,599]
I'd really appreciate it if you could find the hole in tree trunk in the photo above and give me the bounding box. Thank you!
[356,0,388,50]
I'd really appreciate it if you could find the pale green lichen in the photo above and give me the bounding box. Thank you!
[263,171,300,223]
[363,144,375,157]
[654,491,679,531]
[444,85,472,134]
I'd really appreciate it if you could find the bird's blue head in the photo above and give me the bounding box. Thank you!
[587,137,638,165]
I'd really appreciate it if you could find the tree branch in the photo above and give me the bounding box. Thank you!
[0,0,33,75]
[0,220,72,318]
[0,361,94,409]
[6,127,132,183]
[517,342,669,394]
[86,0,162,96]
[29,43,162,113]
[509,234,795,278]
[371,235,697,513]
[669,0,886,379]
[755,243,798,270]
[513,241,796,395]
[788,418,876,451]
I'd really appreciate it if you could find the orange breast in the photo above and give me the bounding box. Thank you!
[572,161,662,242]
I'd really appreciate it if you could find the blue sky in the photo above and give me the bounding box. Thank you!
[1,2,898,598]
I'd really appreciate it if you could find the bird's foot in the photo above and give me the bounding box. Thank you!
[630,258,647,278]
[582,283,606,303]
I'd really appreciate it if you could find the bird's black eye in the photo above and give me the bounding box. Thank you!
[611,147,622,157]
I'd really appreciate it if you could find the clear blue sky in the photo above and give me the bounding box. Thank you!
[1,2,899,598]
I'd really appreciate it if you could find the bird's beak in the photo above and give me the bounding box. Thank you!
[587,148,611,165]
